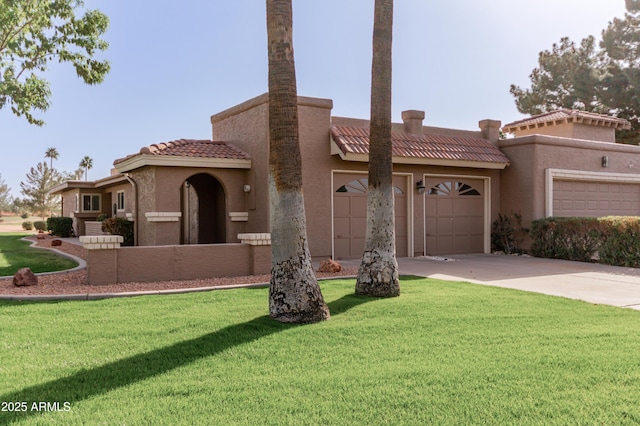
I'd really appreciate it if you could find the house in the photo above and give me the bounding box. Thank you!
[50,94,638,265]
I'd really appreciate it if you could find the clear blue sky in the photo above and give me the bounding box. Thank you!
[0,0,627,198]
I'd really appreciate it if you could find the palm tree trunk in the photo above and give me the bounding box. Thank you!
[266,0,330,323]
[356,0,400,297]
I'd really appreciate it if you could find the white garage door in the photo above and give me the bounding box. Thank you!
[333,173,408,260]
[425,178,485,255]
[553,180,640,217]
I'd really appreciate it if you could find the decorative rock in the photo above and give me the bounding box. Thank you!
[318,259,342,273]
[51,239,62,247]
[36,232,46,240]
[13,268,38,287]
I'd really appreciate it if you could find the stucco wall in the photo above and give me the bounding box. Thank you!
[510,123,614,143]
[209,93,503,259]
[498,134,640,239]
[85,243,271,285]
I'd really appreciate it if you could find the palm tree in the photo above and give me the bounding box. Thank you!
[45,147,59,171]
[355,0,400,297]
[79,156,93,180]
[266,0,330,323]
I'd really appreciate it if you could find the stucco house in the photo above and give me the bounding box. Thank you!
[50,94,636,264]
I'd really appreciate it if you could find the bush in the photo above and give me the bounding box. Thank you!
[102,217,134,246]
[96,213,108,222]
[20,212,29,219]
[491,211,529,254]
[598,216,640,267]
[530,217,604,262]
[47,217,74,237]
[33,221,47,232]
[22,221,33,230]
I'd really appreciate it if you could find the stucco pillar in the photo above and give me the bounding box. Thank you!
[80,235,123,285]
[479,119,502,145]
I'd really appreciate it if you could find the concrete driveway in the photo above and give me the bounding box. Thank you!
[342,254,640,310]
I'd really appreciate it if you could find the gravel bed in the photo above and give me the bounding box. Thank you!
[0,236,357,297]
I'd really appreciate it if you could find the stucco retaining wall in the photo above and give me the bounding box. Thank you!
[83,237,271,285]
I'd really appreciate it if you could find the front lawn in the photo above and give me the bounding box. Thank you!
[1,277,640,425]
[0,233,78,276]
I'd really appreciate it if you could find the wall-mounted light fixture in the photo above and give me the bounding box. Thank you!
[416,180,426,194]
[243,184,251,193]
[602,156,610,168]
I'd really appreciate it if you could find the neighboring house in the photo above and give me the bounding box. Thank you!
[50,94,638,260]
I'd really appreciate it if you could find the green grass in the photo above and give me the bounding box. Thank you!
[1,277,640,425]
[0,233,78,276]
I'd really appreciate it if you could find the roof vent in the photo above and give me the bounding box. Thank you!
[402,110,425,135]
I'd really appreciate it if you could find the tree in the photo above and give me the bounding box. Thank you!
[0,173,11,213]
[45,147,59,170]
[510,2,640,143]
[600,0,640,142]
[20,161,62,218]
[355,0,400,298]
[509,36,605,115]
[266,0,330,323]
[79,155,92,180]
[0,0,110,126]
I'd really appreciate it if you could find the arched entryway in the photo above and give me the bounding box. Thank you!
[181,173,226,244]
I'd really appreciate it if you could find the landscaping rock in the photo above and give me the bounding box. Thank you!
[51,239,62,247]
[318,259,342,273]
[36,232,46,240]
[13,268,38,287]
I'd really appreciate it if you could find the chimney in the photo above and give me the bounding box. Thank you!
[402,110,425,135]
[479,119,502,145]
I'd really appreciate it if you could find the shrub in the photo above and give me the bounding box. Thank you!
[22,221,33,230]
[530,217,604,262]
[491,211,529,254]
[598,216,640,267]
[96,213,108,222]
[33,221,47,232]
[20,212,29,219]
[102,217,134,246]
[47,217,74,237]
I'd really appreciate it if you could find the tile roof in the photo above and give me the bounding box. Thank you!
[330,126,510,165]
[114,139,251,165]
[502,109,631,132]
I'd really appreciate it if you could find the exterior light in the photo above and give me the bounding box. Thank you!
[416,180,426,194]
[243,184,251,193]
[602,156,609,168]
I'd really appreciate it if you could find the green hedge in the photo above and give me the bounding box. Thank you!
[531,216,640,267]
[102,217,134,246]
[47,217,74,237]
[598,216,640,267]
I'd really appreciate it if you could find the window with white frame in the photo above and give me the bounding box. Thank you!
[82,194,101,212]
[117,191,125,211]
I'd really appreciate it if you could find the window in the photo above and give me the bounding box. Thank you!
[82,194,101,212]
[117,191,125,211]
[336,178,403,194]
[428,181,481,196]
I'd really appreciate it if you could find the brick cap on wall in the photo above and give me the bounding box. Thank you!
[237,233,271,246]
[79,235,124,250]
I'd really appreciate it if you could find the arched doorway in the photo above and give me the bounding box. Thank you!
[181,173,226,244]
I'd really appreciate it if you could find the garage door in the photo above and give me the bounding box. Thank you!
[425,178,484,255]
[553,180,640,217]
[333,173,408,260]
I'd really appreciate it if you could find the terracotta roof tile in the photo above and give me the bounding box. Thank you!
[503,109,631,131]
[114,139,250,165]
[331,126,510,165]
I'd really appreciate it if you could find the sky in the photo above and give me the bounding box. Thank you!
[0,0,628,198]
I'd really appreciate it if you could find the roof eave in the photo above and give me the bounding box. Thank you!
[114,154,252,173]
[334,151,509,170]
